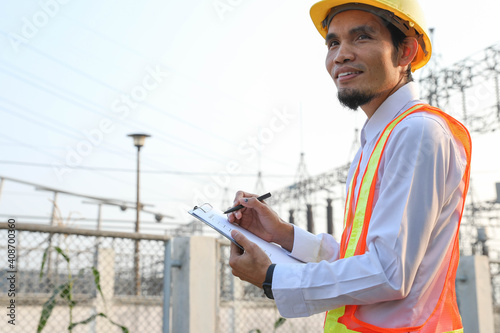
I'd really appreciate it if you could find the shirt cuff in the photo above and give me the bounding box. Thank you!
[273,263,311,317]
[290,225,322,263]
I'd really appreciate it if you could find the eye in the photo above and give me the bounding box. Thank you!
[327,40,339,49]
[357,34,371,41]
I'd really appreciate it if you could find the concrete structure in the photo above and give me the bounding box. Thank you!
[171,237,218,333]
[456,255,495,332]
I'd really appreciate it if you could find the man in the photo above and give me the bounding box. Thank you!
[227,0,471,332]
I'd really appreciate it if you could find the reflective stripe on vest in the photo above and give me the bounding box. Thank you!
[324,104,471,333]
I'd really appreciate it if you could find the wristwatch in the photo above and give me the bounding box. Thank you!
[263,264,276,299]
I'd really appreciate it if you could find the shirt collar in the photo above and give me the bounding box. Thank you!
[360,82,421,147]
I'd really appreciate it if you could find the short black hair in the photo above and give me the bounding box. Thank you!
[383,19,413,82]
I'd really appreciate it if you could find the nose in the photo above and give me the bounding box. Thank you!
[334,43,355,64]
[326,42,355,77]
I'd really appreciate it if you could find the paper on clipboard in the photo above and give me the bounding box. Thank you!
[188,204,302,264]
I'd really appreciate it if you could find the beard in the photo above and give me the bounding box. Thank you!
[337,88,380,111]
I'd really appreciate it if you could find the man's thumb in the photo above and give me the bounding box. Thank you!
[231,230,249,248]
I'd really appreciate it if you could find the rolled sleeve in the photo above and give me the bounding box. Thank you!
[290,225,340,263]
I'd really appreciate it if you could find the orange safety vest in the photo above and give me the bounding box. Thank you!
[324,104,471,333]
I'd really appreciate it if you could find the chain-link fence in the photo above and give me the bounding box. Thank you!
[1,222,329,333]
[0,223,166,333]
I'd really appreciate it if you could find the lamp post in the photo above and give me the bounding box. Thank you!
[128,133,150,295]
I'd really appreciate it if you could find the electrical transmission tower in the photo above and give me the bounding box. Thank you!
[418,42,500,133]
[270,159,350,234]
[254,171,265,195]
[255,151,265,195]
[288,152,312,231]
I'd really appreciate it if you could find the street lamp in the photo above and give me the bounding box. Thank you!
[127,133,150,296]
[128,133,151,232]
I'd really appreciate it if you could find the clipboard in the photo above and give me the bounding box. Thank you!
[188,203,302,264]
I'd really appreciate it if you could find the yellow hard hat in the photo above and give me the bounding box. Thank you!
[310,0,432,71]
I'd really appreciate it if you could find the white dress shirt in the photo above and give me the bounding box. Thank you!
[272,82,468,328]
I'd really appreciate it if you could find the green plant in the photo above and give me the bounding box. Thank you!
[37,246,129,333]
[249,316,286,333]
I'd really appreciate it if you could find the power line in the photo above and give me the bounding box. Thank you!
[0,59,293,182]
[0,63,227,165]
[0,160,295,178]
[0,214,185,226]
[0,23,296,170]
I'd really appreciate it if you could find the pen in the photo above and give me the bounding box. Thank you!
[223,192,272,214]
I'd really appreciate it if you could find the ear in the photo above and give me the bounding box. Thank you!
[398,37,419,68]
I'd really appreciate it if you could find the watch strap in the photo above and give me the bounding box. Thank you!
[263,264,276,299]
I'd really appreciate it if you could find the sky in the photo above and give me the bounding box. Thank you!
[0,0,499,235]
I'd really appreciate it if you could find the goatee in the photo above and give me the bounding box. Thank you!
[337,88,380,110]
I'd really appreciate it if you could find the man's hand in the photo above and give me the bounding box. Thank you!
[227,191,294,251]
[229,230,272,288]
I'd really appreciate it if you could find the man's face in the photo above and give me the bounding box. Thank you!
[325,10,402,112]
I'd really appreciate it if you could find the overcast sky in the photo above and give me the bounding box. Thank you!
[0,0,499,234]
